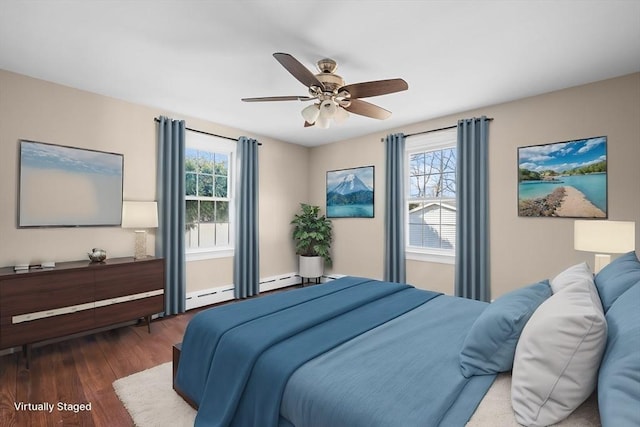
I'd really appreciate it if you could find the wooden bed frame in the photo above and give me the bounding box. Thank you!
[172,342,199,409]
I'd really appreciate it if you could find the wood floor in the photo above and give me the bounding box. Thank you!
[0,310,196,427]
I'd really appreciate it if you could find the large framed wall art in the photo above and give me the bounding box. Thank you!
[326,165,374,218]
[18,140,124,227]
[518,136,607,218]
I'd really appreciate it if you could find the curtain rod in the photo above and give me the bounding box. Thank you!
[380,117,494,142]
[154,117,262,145]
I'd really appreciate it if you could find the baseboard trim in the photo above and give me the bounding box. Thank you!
[259,272,300,292]
[185,284,235,310]
[185,271,303,311]
[185,272,348,311]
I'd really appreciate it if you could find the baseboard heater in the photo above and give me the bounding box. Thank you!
[185,272,346,311]
[185,272,298,311]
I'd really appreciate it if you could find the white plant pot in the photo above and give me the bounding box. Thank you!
[299,255,324,279]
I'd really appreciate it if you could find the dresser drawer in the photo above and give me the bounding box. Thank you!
[0,270,94,316]
[94,259,164,300]
[0,310,94,348]
[94,294,164,327]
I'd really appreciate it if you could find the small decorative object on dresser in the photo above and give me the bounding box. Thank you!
[88,248,107,262]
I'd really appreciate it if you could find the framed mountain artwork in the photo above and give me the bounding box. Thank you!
[326,166,374,218]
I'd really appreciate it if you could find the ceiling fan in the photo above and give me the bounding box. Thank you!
[242,53,408,128]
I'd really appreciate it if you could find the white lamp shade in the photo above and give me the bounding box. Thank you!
[574,220,635,253]
[315,115,330,129]
[301,104,320,124]
[319,100,337,119]
[122,201,158,229]
[333,106,349,123]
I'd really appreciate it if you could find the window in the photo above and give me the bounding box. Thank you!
[406,128,457,263]
[185,132,236,260]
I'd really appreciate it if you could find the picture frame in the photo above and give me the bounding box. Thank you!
[518,136,607,218]
[18,140,124,227]
[326,166,374,218]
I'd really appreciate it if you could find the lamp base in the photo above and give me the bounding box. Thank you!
[134,230,148,259]
[594,253,611,274]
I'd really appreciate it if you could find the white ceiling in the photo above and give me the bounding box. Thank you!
[1,1,639,147]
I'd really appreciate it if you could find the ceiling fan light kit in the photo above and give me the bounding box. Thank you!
[301,103,321,124]
[333,104,349,124]
[315,114,330,129]
[243,53,408,129]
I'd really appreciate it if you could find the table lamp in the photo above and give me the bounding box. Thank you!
[122,201,159,259]
[574,220,635,273]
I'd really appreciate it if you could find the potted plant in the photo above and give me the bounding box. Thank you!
[291,203,333,280]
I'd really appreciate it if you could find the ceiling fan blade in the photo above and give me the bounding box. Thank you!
[273,53,325,90]
[339,78,408,99]
[344,99,392,120]
[241,96,314,102]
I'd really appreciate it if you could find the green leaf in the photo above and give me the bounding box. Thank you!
[291,203,333,264]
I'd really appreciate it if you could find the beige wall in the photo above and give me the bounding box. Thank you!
[310,73,640,298]
[2,70,638,298]
[0,70,309,293]
[308,138,385,279]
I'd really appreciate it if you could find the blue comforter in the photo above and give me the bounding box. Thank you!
[280,294,495,427]
[175,277,495,427]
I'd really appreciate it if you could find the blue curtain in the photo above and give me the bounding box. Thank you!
[455,116,490,301]
[384,133,406,283]
[156,116,186,315]
[234,137,260,298]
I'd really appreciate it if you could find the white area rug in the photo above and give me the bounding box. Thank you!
[113,363,195,427]
[113,364,600,427]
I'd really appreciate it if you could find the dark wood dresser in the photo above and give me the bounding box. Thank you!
[0,256,164,367]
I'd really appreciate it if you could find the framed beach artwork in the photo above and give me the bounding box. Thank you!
[518,136,607,218]
[326,166,374,218]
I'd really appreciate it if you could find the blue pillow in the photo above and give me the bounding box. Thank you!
[459,280,552,378]
[598,281,640,427]
[595,251,640,312]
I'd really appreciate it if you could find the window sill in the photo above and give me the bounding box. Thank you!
[406,248,455,265]
[186,247,234,262]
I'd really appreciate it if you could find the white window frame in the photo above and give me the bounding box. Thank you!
[405,128,457,264]
[185,131,236,262]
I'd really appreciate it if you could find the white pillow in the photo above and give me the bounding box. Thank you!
[550,261,593,293]
[511,268,607,427]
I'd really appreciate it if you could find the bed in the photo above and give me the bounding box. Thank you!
[172,253,640,427]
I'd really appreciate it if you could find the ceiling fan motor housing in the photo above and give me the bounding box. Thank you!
[313,73,345,94]
[320,73,345,90]
[316,58,338,73]
[312,58,346,94]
